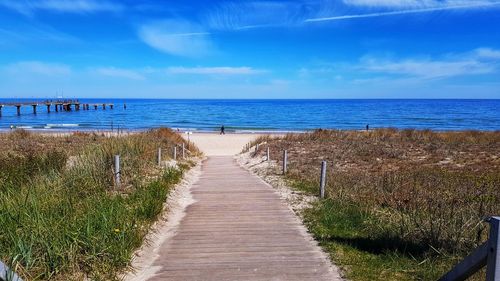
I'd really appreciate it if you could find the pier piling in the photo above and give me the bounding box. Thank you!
[16,105,21,116]
[0,105,3,117]
[32,104,37,114]
[46,104,51,113]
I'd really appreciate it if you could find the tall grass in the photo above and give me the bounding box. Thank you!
[0,128,196,280]
[248,129,500,280]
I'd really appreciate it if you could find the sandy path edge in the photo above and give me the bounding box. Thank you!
[121,159,203,281]
[236,150,345,280]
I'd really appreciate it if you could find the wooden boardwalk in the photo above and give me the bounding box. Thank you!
[145,156,342,281]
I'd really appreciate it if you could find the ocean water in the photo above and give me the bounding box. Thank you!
[0,99,498,132]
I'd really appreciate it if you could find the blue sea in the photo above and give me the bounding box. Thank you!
[0,99,499,132]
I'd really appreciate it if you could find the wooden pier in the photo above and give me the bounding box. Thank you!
[0,100,116,116]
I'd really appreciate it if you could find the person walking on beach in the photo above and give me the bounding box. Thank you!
[220,125,225,135]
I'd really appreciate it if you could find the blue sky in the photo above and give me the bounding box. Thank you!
[0,0,499,99]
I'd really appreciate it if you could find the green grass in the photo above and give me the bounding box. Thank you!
[290,178,484,280]
[0,129,193,280]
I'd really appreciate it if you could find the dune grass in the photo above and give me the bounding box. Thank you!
[247,129,500,280]
[0,128,198,280]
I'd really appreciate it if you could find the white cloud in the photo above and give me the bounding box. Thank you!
[138,20,214,58]
[166,66,266,75]
[475,48,500,59]
[0,0,123,15]
[4,61,71,76]
[94,67,145,80]
[357,48,500,79]
[307,0,500,22]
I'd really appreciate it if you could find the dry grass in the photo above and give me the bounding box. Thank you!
[247,129,500,280]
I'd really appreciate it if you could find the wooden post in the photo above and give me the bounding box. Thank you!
[16,105,21,116]
[0,260,23,281]
[55,104,59,112]
[0,105,3,117]
[487,216,500,281]
[173,146,177,160]
[94,104,98,110]
[267,147,270,161]
[255,143,259,153]
[102,104,106,110]
[110,104,114,109]
[46,104,51,113]
[182,143,185,159]
[320,161,327,198]
[114,155,120,188]
[157,148,162,166]
[283,150,288,175]
[32,104,37,114]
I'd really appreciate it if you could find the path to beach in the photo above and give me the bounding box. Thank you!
[127,133,342,281]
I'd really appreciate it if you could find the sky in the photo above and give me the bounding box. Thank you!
[0,0,499,99]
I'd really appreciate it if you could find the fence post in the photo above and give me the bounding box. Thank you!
[114,155,120,188]
[173,146,177,161]
[267,147,270,162]
[0,260,23,281]
[283,150,288,175]
[487,216,500,281]
[255,143,259,153]
[157,148,162,166]
[320,161,326,198]
[182,143,185,159]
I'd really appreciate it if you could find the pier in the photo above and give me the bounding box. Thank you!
[0,100,115,116]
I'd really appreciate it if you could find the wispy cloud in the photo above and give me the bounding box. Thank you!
[138,20,214,58]
[3,61,71,76]
[166,66,266,75]
[0,0,123,15]
[307,1,500,22]
[94,67,145,80]
[357,48,500,79]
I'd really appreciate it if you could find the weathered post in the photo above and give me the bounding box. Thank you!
[16,105,21,116]
[267,147,270,161]
[320,161,327,198]
[157,148,162,166]
[32,104,37,114]
[283,150,288,175]
[0,260,23,281]
[110,104,114,109]
[487,216,500,281]
[102,104,106,110]
[114,155,120,188]
[255,143,259,153]
[173,146,177,160]
[182,143,185,159]
[46,104,51,113]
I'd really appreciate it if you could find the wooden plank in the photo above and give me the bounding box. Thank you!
[144,156,342,280]
[438,242,488,281]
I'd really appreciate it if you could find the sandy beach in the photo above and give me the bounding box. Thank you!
[183,132,275,156]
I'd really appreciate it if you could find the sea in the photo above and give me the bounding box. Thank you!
[0,99,498,132]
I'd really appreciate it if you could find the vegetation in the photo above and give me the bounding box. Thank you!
[0,128,198,280]
[247,129,500,280]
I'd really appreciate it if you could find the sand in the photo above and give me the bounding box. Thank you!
[183,133,270,156]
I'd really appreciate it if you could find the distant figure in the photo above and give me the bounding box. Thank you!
[10,125,14,130]
[123,103,127,110]
[220,125,225,135]
[366,124,369,131]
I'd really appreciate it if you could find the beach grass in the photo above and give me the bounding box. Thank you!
[0,128,198,280]
[246,129,499,280]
